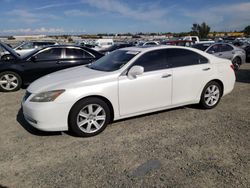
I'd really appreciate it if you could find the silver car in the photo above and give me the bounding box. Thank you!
[14,41,58,56]
[192,43,246,70]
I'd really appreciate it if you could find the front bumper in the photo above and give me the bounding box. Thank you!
[22,98,72,132]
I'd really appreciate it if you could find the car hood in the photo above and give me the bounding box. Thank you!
[27,65,116,93]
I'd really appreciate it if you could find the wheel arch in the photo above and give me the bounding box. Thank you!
[205,79,224,96]
[0,69,23,82]
[232,55,242,64]
[68,95,115,125]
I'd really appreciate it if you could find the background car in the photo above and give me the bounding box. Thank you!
[98,42,133,54]
[139,41,160,46]
[22,46,235,137]
[161,40,194,47]
[192,43,246,70]
[14,41,59,56]
[244,45,250,62]
[0,42,103,92]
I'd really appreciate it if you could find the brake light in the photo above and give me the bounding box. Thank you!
[230,64,235,71]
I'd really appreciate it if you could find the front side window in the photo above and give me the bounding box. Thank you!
[88,50,139,72]
[35,48,62,60]
[133,50,169,72]
[166,49,208,68]
[207,44,220,53]
[65,48,93,59]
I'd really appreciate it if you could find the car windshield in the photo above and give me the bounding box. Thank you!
[88,50,140,72]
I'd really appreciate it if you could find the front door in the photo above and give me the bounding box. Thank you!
[118,49,172,116]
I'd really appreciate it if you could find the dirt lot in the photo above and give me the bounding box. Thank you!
[0,64,249,188]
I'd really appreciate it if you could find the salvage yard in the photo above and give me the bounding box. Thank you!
[0,64,249,188]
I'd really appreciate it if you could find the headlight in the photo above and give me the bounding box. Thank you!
[30,90,65,102]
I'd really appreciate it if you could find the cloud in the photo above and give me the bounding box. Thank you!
[182,2,250,31]
[0,27,65,34]
[64,9,93,17]
[81,0,167,24]
[35,2,81,10]
[6,9,59,24]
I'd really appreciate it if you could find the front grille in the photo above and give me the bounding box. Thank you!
[23,91,32,102]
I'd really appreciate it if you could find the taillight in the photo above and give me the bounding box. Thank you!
[230,64,235,71]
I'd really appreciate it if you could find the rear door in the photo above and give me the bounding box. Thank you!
[57,47,96,69]
[219,44,234,60]
[168,49,214,105]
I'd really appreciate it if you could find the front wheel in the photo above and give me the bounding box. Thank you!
[69,97,111,137]
[0,71,22,92]
[200,81,222,109]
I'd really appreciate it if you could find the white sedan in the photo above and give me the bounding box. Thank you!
[22,46,235,137]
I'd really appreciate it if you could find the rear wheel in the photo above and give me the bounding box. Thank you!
[69,97,111,137]
[200,81,222,109]
[0,71,22,92]
[232,57,241,71]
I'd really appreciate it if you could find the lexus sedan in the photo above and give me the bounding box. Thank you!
[0,42,103,92]
[192,43,246,70]
[22,46,235,137]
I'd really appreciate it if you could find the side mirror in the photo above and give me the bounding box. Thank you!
[30,56,37,62]
[128,65,144,79]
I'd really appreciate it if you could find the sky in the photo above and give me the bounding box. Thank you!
[0,0,250,35]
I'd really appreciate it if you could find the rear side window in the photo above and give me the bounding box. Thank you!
[133,50,169,72]
[166,49,208,68]
[221,44,233,52]
[36,48,62,60]
[65,48,93,59]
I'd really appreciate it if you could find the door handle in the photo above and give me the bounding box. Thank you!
[202,68,211,71]
[56,61,63,64]
[161,74,172,78]
[218,54,223,56]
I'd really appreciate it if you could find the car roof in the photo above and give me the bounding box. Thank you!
[122,45,195,52]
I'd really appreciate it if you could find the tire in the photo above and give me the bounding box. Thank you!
[200,81,222,109]
[232,57,241,71]
[69,97,111,137]
[0,71,22,92]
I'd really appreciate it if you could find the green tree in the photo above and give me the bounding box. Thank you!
[198,22,211,38]
[191,23,199,36]
[191,22,211,39]
[243,25,250,35]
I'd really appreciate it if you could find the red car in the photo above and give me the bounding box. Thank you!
[161,40,194,47]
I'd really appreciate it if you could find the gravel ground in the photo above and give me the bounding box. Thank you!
[0,64,249,188]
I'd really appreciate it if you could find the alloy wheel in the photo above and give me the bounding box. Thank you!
[77,104,106,133]
[204,85,220,107]
[0,74,19,91]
